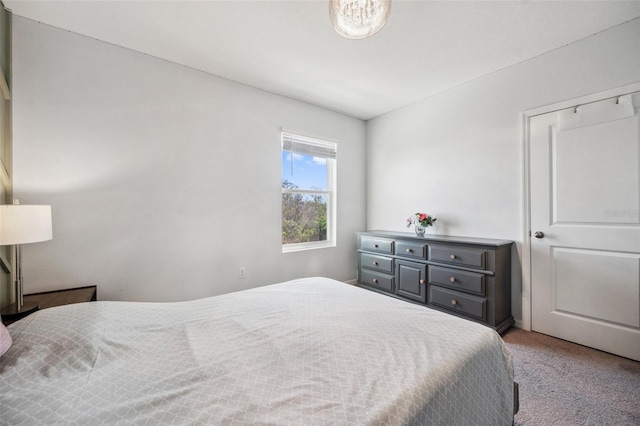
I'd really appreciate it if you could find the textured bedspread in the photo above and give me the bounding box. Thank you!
[1,277,513,425]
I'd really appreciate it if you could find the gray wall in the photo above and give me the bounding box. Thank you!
[12,17,366,302]
[366,19,640,327]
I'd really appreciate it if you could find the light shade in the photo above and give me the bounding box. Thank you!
[0,205,53,246]
[329,0,391,39]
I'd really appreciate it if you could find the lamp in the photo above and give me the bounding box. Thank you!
[0,204,53,318]
[329,0,391,39]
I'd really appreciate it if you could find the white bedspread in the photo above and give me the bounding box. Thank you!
[0,277,514,425]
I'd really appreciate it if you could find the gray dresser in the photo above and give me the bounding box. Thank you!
[357,231,514,334]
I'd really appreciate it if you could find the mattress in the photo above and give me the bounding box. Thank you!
[0,277,514,425]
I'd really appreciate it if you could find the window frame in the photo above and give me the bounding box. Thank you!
[281,131,337,252]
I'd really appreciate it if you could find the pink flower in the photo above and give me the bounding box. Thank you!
[406,212,437,229]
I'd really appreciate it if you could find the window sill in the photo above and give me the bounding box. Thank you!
[282,240,335,253]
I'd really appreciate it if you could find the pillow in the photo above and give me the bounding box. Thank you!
[0,321,12,356]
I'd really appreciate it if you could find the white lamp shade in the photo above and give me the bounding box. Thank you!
[0,205,53,245]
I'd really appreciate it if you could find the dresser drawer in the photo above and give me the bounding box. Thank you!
[360,236,394,254]
[358,232,514,334]
[429,286,487,321]
[395,240,427,260]
[429,266,485,296]
[360,253,394,273]
[360,270,394,293]
[430,245,486,270]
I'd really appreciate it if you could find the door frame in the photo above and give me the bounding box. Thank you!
[520,82,640,331]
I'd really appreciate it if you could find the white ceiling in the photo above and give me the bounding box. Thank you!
[4,0,640,120]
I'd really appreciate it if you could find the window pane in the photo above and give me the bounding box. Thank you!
[281,151,327,190]
[282,193,328,244]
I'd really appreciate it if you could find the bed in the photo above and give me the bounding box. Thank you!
[0,277,515,425]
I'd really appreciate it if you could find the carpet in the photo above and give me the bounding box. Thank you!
[502,328,640,426]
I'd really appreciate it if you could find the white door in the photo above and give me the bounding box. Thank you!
[530,92,640,361]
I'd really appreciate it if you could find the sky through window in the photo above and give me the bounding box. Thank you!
[281,151,327,190]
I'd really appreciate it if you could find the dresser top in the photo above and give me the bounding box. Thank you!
[359,230,514,247]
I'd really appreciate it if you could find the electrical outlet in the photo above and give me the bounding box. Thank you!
[238,266,246,279]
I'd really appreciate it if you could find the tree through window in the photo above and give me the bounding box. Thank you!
[281,131,336,251]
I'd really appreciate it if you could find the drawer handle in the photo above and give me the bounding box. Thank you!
[450,277,456,283]
[373,261,379,266]
[372,278,379,284]
[450,254,457,260]
[406,248,412,253]
[373,244,379,248]
[451,299,458,306]
[419,279,426,284]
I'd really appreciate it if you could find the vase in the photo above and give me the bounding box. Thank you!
[414,224,425,236]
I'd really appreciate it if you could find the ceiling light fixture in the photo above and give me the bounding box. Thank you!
[329,0,391,40]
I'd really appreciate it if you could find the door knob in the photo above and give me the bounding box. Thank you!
[534,231,544,239]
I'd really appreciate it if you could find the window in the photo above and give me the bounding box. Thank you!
[281,131,337,252]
